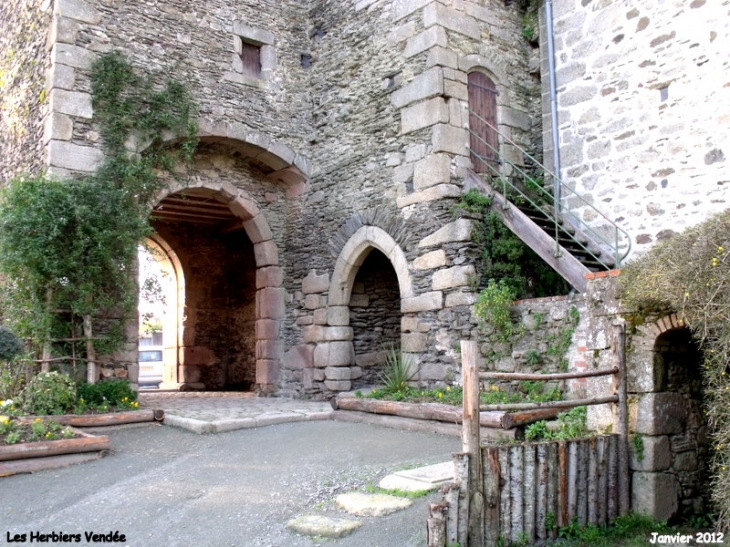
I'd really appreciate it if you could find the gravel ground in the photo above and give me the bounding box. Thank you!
[0,420,460,547]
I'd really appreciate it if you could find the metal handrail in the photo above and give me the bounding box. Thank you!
[466,109,631,269]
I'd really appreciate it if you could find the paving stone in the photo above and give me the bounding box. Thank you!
[336,492,413,516]
[287,515,362,538]
[379,461,454,492]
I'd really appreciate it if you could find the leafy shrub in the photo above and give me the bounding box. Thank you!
[0,359,28,400]
[20,371,77,416]
[0,326,23,362]
[76,380,137,408]
[452,189,570,298]
[0,326,27,400]
[524,406,588,441]
[474,279,518,341]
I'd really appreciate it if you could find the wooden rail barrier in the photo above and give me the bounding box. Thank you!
[427,320,629,547]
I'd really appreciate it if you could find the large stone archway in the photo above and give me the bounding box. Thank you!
[150,184,285,393]
[143,121,310,394]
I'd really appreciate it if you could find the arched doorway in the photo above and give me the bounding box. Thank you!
[652,327,710,521]
[349,248,402,387]
[138,237,184,389]
[150,188,258,391]
[325,225,414,390]
[630,317,711,523]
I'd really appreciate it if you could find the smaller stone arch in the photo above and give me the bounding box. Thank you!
[328,226,413,307]
[628,313,710,522]
[143,235,185,389]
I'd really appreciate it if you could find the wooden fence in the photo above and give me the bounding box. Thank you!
[427,320,629,547]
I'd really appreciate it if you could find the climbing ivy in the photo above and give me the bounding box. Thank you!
[0,51,197,366]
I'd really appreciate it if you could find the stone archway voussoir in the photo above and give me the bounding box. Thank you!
[243,214,274,244]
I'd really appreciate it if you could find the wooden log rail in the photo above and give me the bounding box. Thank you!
[443,320,630,547]
[480,367,618,381]
[19,409,165,427]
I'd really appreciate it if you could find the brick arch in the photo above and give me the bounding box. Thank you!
[328,226,413,307]
[631,313,686,350]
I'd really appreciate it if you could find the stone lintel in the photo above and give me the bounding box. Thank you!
[327,306,350,326]
[256,266,284,289]
[413,153,451,191]
[302,270,330,294]
[257,287,286,319]
[254,240,279,266]
[423,2,480,40]
[390,67,443,110]
[255,319,280,340]
[51,43,95,70]
[432,123,469,156]
[432,265,476,290]
[396,184,461,208]
[256,358,280,386]
[413,249,448,270]
[256,340,284,362]
[54,0,101,24]
[404,25,448,58]
[47,140,104,173]
[314,341,354,368]
[49,89,93,119]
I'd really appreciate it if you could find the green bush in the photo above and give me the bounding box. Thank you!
[0,326,26,400]
[524,406,588,441]
[0,326,23,362]
[20,371,77,416]
[0,359,27,401]
[76,379,137,408]
[474,279,518,341]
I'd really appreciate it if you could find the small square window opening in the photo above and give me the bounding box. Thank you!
[240,40,262,78]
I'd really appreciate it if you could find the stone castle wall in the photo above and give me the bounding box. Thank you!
[27,0,541,396]
[0,0,53,184]
[545,0,729,258]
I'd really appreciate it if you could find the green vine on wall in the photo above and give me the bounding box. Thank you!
[0,51,198,369]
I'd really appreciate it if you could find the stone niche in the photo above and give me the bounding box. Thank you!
[350,249,402,387]
[629,326,711,522]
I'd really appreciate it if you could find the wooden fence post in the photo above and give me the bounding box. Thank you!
[462,340,484,547]
[612,319,630,515]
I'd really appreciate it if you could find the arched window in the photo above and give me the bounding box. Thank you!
[468,72,499,173]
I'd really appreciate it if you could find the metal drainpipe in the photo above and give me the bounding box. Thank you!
[545,0,562,255]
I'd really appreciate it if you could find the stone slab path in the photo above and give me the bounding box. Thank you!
[379,461,455,492]
[139,391,333,433]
